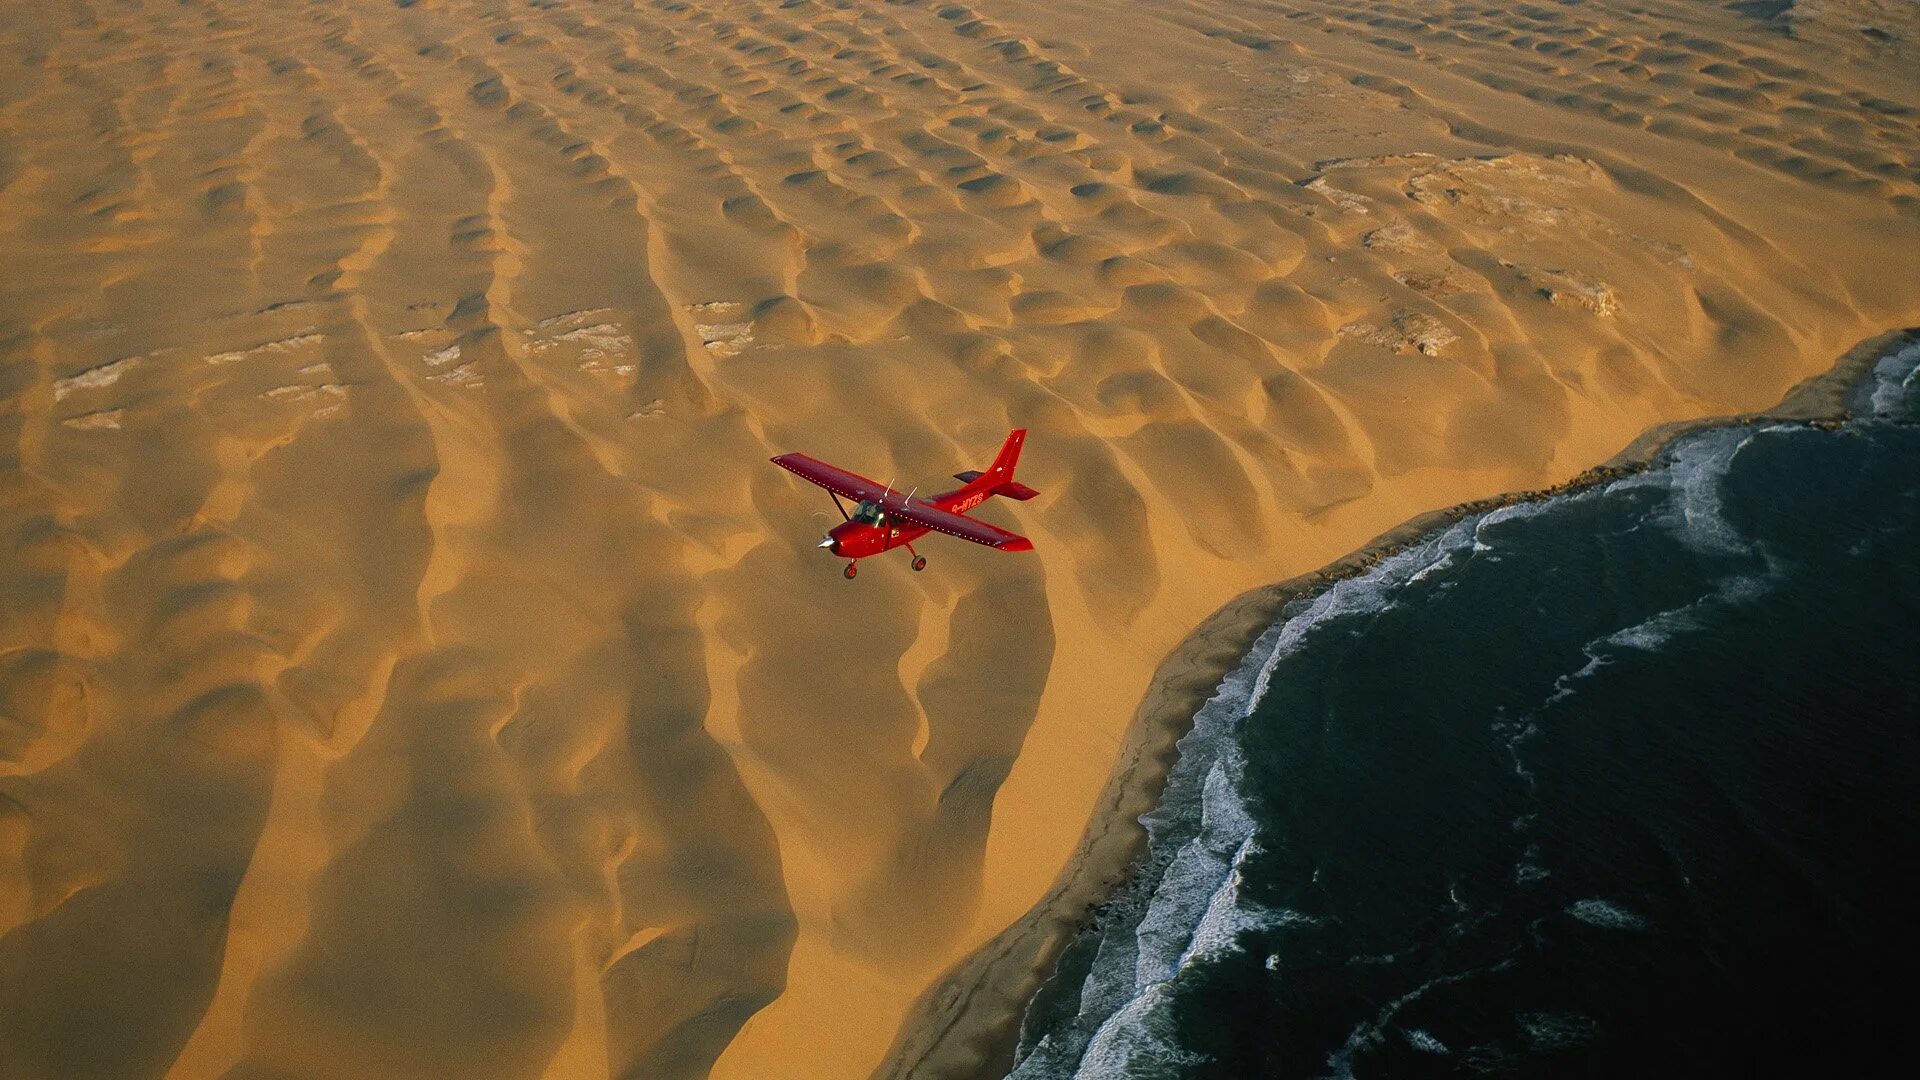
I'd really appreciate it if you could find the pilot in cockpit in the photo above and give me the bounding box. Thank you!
[852,499,884,525]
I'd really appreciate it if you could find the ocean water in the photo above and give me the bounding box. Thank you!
[1011,341,1920,1079]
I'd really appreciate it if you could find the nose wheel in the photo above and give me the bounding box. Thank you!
[844,562,859,579]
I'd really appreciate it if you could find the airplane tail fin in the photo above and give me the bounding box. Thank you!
[953,429,1038,501]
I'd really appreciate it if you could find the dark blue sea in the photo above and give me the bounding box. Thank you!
[1011,340,1920,1079]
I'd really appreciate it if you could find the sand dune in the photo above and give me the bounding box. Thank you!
[0,1,1914,1078]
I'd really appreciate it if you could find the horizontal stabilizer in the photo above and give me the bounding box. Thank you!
[995,481,1039,501]
[953,469,983,484]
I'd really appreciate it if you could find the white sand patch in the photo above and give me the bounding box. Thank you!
[529,321,635,369]
[263,382,349,418]
[62,408,124,431]
[1627,234,1694,267]
[1303,176,1371,213]
[1315,152,1447,171]
[1339,311,1459,355]
[553,323,632,357]
[1402,155,1603,234]
[424,343,461,367]
[1363,220,1439,255]
[207,331,323,365]
[687,301,756,357]
[1343,320,1407,349]
[262,383,347,403]
[534,307,614,330]
[53,355,142,402]
[697,321,754,356]
[428,362,482,387]
[1394,269,1469,297]
[1515,265,1619,316]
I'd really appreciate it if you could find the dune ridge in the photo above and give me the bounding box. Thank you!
[0,2,1914,1079]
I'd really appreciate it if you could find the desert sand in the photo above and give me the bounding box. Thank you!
[0,2,1915,1079]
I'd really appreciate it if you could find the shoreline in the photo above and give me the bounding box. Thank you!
[872,327,1920,1080]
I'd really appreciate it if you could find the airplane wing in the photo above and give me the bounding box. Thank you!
[771,453,1033,551]
[771,453,893,504]
[882,497,1032,551]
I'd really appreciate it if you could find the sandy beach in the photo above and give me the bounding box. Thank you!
[1,2,1915,1079]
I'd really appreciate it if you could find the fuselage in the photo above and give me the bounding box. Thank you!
[824,484,989,557]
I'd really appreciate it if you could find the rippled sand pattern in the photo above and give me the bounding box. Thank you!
[0,1,1914,1078]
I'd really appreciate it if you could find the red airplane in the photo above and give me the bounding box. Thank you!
[772,429,1037,578]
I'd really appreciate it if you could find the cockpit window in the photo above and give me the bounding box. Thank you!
[852,499,883,524]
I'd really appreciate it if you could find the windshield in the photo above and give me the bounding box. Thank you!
[852,500,883,524]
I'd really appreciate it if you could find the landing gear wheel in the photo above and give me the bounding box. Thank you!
[911,556,927,572]
[844,563,859,579]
